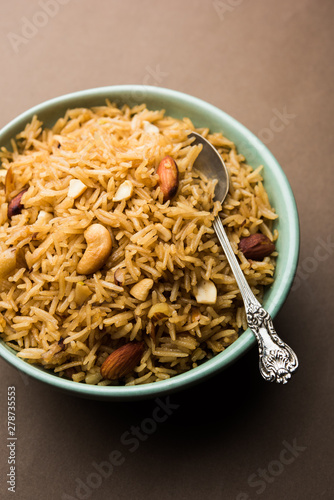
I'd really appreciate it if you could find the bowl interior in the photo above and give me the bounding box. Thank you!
[0,86,299,400]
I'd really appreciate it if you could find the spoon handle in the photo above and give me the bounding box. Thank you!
[213,216,298,383]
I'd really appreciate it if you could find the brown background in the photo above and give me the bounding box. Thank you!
[0,1,333,499]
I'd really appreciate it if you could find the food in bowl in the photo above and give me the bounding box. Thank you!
[0,102,278,385]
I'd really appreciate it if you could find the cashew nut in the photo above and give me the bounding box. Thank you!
[143,121,159,135]
[0,248,17,278]
[130,278,154,301]
[75,281,93,305]
[35,210,53,225]
[77,224,112,275]
[148,302,172,321]
[195,279,217,305]
[68,179,87,199]
[7,189,28,219]
[112,180,133,202]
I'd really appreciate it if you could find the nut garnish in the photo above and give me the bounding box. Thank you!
[77,224,112,275]
[130,278,154,301]
[7,188,28,219]
[68,179,87,199]
[35,210,53,225]
[0,169,6,183]
[156,156,179,203]
[112,180,133,202]
[191,307,201,322]
[100,341,145,380]
[143,121,159,135]
[114,268,125,286]
[195,279,217,305]
[239,233,275,260]
[148,302,172,321]
[0,248,17,278]
[75,281,92,305]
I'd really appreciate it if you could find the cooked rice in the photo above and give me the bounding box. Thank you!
[0,102,278,385]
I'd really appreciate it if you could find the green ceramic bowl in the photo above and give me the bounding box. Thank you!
[0,86,299,400]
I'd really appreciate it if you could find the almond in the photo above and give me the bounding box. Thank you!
[100,341,145,380]
[7,188,28,219]
[239,233,275,260]
[156,156,179,202]
[191,307,201,322]
[7,189,28,219]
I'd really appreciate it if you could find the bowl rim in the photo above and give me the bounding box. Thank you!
[0,85,300,400]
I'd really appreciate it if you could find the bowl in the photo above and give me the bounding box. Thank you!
[0,85,299,400]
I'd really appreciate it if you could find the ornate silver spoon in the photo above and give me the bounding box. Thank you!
[189,132,298,383]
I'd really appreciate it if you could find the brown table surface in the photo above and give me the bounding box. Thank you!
[1,1,333,499]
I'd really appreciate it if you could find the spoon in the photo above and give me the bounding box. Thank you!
[189,132,298,384]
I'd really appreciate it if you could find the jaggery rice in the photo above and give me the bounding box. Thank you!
[0,102,278,385]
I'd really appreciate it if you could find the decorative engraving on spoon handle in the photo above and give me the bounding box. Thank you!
[245,300,298,383]
[213,216,298,383]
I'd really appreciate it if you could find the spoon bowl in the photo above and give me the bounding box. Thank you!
[188,132,229,202]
